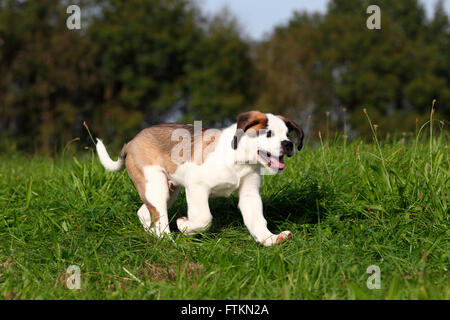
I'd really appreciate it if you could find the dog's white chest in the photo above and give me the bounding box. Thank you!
[171,161,244,197]
[209,181,239,197]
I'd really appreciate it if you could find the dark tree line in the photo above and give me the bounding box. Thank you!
[0,0,448,153]
[254,0,450,137]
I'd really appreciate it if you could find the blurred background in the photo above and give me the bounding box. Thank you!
[0,0,449,153]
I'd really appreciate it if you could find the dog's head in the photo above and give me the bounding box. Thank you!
[231,111,304,173]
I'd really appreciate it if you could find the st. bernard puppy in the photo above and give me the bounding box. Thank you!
[96,111,303,246]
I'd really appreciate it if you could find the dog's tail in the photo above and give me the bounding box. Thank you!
[96,138,127,172]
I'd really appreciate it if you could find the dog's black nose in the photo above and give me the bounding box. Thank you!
[281,140,294,156]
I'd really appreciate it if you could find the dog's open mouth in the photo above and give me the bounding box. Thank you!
[257,150,285,171]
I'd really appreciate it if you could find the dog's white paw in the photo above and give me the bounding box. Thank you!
[177,217,192,236]
[177,217,212,236]
[260,231,293,247]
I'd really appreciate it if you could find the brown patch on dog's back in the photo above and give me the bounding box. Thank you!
[194,128,221,164]
[122,124,221,219]
[125,124,221,173]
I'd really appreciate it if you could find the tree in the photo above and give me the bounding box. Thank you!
[0,0,256,152]
[88,0,203,140]
[253,11,330,123]
[0,0,97,152]
[253,0,450,136]
[185,9,254,125]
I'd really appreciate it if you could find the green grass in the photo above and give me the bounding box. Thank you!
[0,128,448,299]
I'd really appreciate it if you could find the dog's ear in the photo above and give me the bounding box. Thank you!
[232,111,268,149]
[277,115,304,151]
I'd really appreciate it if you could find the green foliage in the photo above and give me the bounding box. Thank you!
[0,0,448,300]
[185,12,254,125]
[0,0,449,153]
[90,0,201,111]
[0,0,98,152]
[0,0,253,152]
[255,0,450,134]
[0,123,448,298]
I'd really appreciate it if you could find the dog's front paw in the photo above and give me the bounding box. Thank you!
[177,217,212,236]
[261,231,293,247]
[176,217,191,235]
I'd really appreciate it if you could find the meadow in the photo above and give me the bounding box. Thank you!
[0,116,448,299]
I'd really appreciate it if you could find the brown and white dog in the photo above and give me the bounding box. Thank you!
[96,111,303,246]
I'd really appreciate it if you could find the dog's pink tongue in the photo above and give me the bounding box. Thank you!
[270,156,285,170]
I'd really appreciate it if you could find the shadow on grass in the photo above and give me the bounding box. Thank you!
[263,182,332,227]
[167,176,334,234]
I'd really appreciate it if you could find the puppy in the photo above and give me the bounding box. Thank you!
[96,111,303,246]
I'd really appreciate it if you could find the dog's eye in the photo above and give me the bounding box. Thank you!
[266,130,273,138]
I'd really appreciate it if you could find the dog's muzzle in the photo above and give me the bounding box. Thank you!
[257,150,285,171]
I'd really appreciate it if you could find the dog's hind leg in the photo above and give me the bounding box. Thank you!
[125,153,172,237]
[137,204,152,231]
[140,166,172,237]
[136,186,179,236]
[136,200,171,238]
[130,166,171,237]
